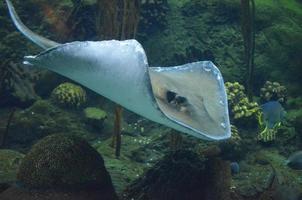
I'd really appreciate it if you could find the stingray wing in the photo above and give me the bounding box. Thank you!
[149,61,231,139]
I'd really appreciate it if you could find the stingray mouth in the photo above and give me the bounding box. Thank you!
[148,61,231,140]
[166,91,190,113]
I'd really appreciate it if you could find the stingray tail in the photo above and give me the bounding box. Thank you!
[5,0,60,49]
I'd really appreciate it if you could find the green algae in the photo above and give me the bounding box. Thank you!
[92,127,170,194]
[0,149,24,183]
[84,107,107,120]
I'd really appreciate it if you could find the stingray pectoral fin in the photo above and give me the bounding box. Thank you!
[5,0,59,49]
[23,39,230,140]
[149,61,231,140]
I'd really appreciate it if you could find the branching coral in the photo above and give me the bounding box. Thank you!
[260,81,287,103]
[51,82,86,108]
[225,82,259,121]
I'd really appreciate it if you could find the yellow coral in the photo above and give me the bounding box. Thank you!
[225,82,259,122]
[230,125,241,144]
[260,81,287,103]
[51,82,86,108]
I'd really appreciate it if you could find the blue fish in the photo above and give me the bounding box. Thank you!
[286,151,302,170]
[230,162,240,175]
[261,101,285,129]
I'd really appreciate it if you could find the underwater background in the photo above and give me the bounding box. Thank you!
[0,0,302,199]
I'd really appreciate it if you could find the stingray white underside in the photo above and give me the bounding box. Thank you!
[6,0,231,140]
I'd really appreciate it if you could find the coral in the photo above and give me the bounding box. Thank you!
[230,124,241,144]
[0,149,24,183]
[51,82,86,108]
[0,136,118,200]
[17,134,115,190]
[84,107,107,120]
[260,81,287,103]
[225,82,259,121]
[84,107,107,130]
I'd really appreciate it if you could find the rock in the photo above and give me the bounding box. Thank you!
[205,158,232,200]
[123,150,231,200]
[233,150,302,197]
[233,163,274,197]
[0,134,118,200]
[0,187,117,200]
[122,150,207,200]
[7,100,93,149]
[17,134,113,189]
[83,107,107,130]
[0,183,10,194]
[0,149,24,184]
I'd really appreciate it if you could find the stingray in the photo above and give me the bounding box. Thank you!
[5,0,231,140]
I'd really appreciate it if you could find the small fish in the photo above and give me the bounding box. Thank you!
[286,151,302,170]
[261,101,285,129]
[230,162,240,175]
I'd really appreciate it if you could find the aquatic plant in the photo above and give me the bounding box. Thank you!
[139,0,169,35]
[0,149,24,183]
[111,105,123,158]
[0,108,16,148]
[51,82,86,108]
[225,82,259,122]
[169,130,183,151]
[0,61,39,106]
[260,81,287,103]
[240,0,256,99]
[84,107,107,130]
[17,134,115,190]
[96,0,141,40]
[0,1,44,106]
